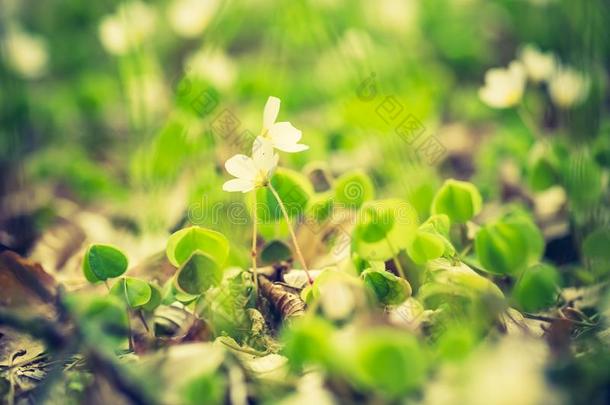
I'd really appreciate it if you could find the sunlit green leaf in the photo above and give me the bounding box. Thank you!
[334,170,375,209]
[352,199,418,261]
[175,252,223,295]
[513,263,560,312]
[83,244,128,282]
[431,179,482,223]
[110,277,153,308]
[361,269,412,305]
[166,226,230,268]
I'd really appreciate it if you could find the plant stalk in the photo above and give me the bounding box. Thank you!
[251,191,259,293]
[268,182,313,285]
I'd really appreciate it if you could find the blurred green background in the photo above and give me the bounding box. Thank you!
[1,0,608,263]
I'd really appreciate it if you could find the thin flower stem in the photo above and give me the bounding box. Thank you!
[268,182,313,285]
[251,191,259,294]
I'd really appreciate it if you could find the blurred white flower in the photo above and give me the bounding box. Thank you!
[548,66,590,108]
[168,0,218,38]
[260,96,308,153]
[5,29,49,79]
[187,48,236,90]
[319,280,356,320]
[519,44,556,83]
[223,138,278,193]
[479,61,526,108]
[98,1,156,55]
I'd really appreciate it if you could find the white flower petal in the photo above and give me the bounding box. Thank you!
[223,178,254,193]
[269,122,302,143]
[274,142,309,153]
[252,137,279,172]
[225,154,256,180]
[263,96,280,129]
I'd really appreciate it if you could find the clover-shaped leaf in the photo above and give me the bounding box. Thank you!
[361,269,412,305]
[83,244,128,282]
[475,214,543,275]
[175,252,223,295]
[406,229,446,265]
[110,277,152,309]
[352,199,418,261]
[167,226,229,268]
[334,170,375,209]
[431,179,482,223]
[513,263,560,312]
[260,240,292,265]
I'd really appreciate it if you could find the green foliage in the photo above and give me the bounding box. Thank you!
[475,214,543,275]
[431,179,482,223]
[65,294,129,349]
[281,316,335,372]
[83,244,128,282]
[251,168,313,222]
[166,226,230,268]
[407,229,447,265]
[175,252,223,295]
[513,263,560,312]
[351,329,427,397]
[561,149,603,208]
[260,240,292,264]
[181,372,226,405]
[352,199,418,261]
[110,277,152,309]
[306,192,334,222]
[362,269,412,305]
[582,228,610,276]
[196,269,254,340]
[418,259,504,311]
[333,170,375,209]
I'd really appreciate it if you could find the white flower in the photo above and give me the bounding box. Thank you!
[259,96,308,153]
[548,66,589,108]
[4,28,48,79]
[222,138,278,193]
[168,0,218,38]
[479,61,526,109]
[519,44,556,83]
[98,1,156,55]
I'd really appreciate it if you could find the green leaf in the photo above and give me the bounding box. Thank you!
[431,179,482,223]
[142,282,162,312]
[65,294,129,348]
[583,228,610,262]
[281,316,335,372]
[513,263,560,312]
[418,259,504,310]
[260,240,292,265]
[83,244,128,282]
[110,277,152,308]
[352,199,418,261]
[250,167,313,222]
[166,226,229,268]
[361,269,412,305]
[527,141,560,191]
[352,329,427,397]
[407,229,446,264]
[333,170,375,209]
[474,213,543,275]
[561,149,602,208]
[305,192,334,222]
[175,252,223,295]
